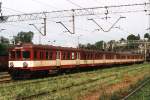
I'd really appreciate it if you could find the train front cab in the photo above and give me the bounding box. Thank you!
[8,46,34,78]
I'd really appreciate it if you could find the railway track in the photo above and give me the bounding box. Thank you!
[122,77,150,100]
[0,64,148,99]
[16,91,50,100]
[0,64,143,88]
[15,65,148,99]
[16,74,117,99]
[0,72,12,83]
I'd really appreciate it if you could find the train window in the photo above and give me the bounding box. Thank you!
[106,54,112,59]
[40,52,43,59]
[10,51,15,59]
[87,54,89,59]
[46,51,48,60]
[76,52,78,59]
[95,53,98,59]
[100,54,103,59]
[49,52,53,60]
[116,55,120,59]
[16,50,21,59]
[23,51,30,59]
[34,51,37,59]
[72,52,75,60]
[81,52,85,60]
[67,52,70,60]
[89,53,92,59]
[89,53,91,59]
[62,52,66,60]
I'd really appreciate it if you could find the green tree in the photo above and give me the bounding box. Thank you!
[119,38,126,42]
[95,41,105,50]
[127,34,140,49]
[144,33,149,38]
[0,36,9,44]
[127,34,140,41]
[78,44,86,49]
[144,33,150,40]
[107,40,116,51]
[0,36,9,55]
[14,31,34,44]
[0,43,8,55]
[86,43,96,50]
[137,34,140,40]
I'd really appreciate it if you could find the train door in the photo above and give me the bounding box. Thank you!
[56,51,61,66]
[76,52,80,65]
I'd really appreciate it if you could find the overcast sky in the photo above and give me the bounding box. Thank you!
[0,0,149,47]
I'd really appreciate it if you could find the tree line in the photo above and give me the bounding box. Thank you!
[0,31,34,55]
[79,33,150,52]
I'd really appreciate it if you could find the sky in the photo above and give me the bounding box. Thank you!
[0,0,149,47]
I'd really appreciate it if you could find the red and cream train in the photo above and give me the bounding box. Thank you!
[8,43,144,77]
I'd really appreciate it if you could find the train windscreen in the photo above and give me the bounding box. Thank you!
[23,51,30,60]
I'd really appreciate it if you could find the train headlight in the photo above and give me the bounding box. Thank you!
[23,62,28,68]
[10,62,14,68]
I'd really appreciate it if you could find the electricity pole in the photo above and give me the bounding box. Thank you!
[77,35,82,48]
[0,2,2,16]
[72,9,75,34]
[149,0,150,34]
[43,17,46,36]
[29,17,47,36]
[56,9,75,34]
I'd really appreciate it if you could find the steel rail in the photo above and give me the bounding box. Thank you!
[16,74,117,99]
[122,78,150,100]
[0,72,12,83]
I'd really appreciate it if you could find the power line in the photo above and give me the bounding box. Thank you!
[2,23,33,29]
[31,0,58,10]
[110,9,149,14]
[0,2,149,23]
[46,19,91,32]
[93,0,99,3]
[88,16,126,32]
[3,7,24,14]
[64,0,102,34]
[1,9,147,23]
[75,2,150,10]
[65,0,83,8]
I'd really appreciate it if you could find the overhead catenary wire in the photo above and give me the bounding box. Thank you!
[2,2,149,22]
[1,23,33,30]
[0,9,147,24]
[0,2,149,36]
[65,0,92,34]
[2,7,24,14]
[93,0,100,4]
[47,19,116,37]
[31,0,58,10]
[3,2,149,17]
[65,0,83,8]
[74,2,150,10]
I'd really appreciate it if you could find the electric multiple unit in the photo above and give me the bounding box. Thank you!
[8,43,144,77]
